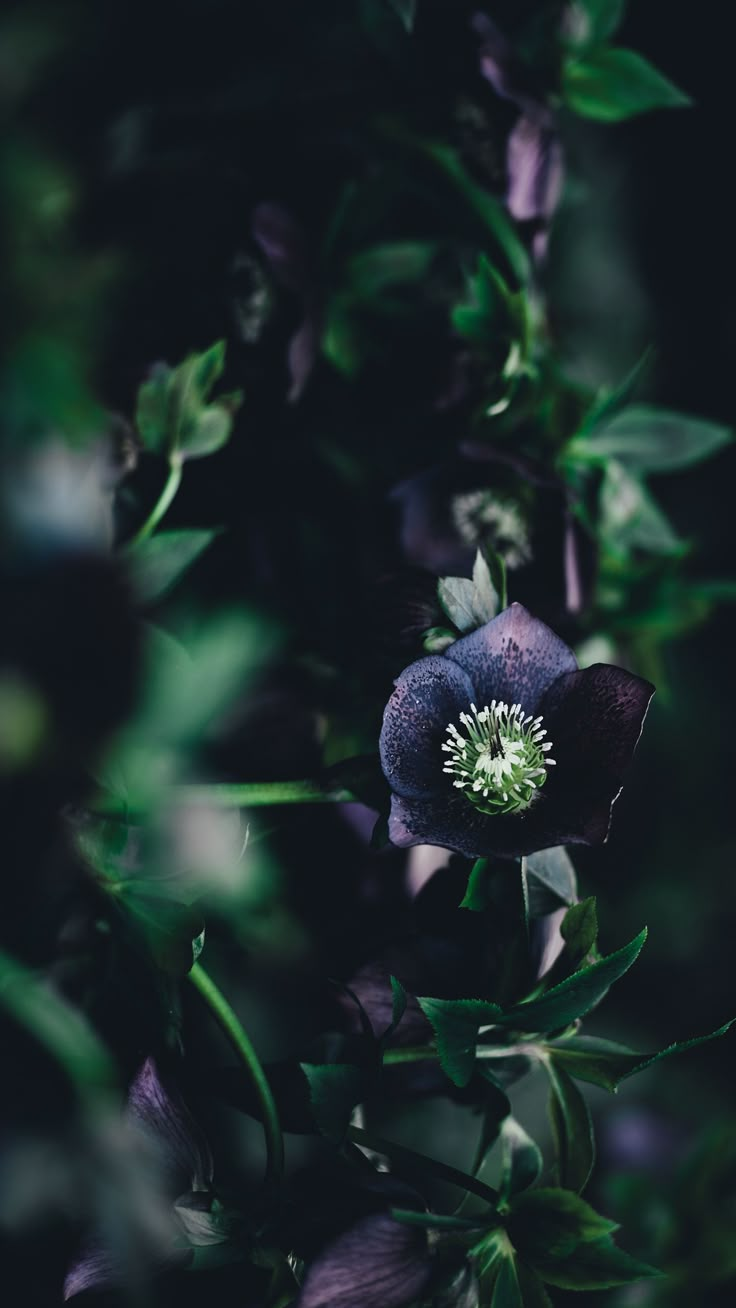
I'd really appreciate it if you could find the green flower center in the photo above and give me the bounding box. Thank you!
[442,701,555,816]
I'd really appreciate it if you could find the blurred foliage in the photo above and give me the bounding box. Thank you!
[0,1,735,1305]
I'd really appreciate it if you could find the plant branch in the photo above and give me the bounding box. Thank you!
[189,961,284,1193]
[130,456,183,545]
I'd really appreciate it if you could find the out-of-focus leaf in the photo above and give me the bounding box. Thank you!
[563,48,691,121]
[545,1021,736,1092]
[599,460,683,556]
[533,1236,661,1290]
[347,242,437,295]
[0,946,116,1096]
[124,529,219,604]
[570,405,731,471]
[499,1117,543,1199]
[545,1060,595,1193]
[115,882,205,977]
[134,342,242,461]
[566,0,626,46]
[387,0,416,32]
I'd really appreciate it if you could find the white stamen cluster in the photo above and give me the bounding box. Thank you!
[450,492,532,571]
[442,701,555,816]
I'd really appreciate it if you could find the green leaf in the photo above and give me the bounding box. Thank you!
[545,1060,595,1193]
[559,897,598,971]
[526,847,577,916]
[422,625,456,653]
[490,1251,523,1307]
[135,363,171,455]
[500,928,646,1034]
[0,946,117,1097]
[115,882,205,976]
[438,575,480,633]
[471,1075,513,1174]
[134,341,242,462]
[566,0,626,46]
[563,47,691,122]
[461,857,493,911]
[438,550,498,634]
[300,1062,366,1143]
[546,1020,736,1092]
[124,529,219,604]
[572,405,732,471]
[417,996,503,1087]
[500,1117,543,1199]
[534,1236,661,1290]
[509,1188,617,1261]
[347,241,437,294]
[599,460,683,556]
[181,403,239,459]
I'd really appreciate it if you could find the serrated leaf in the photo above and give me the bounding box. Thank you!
[124,529,219,604]
[500,1118,543,1199]
[545,1060,595,1193]
[560,898,598,971]
[525,848,577,916]
[534,1235,661,1290]
[500,928,646,1034]
[417,997,503,1087]
[563,47,691,122]
[600,460,683,556]
[509,1189,617,1261]
[572,405,731,471]
[300,1062,366,1143]
[546,1020,736,1092]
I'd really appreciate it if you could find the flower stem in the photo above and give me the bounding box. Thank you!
[177,781,356,808]
[92,779,356,816]
[188,961,284,1193]
[130,456,183,546]
[347,1125,499,1207]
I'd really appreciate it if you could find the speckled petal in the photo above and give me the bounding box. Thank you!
[379,655,475,800]
[388,784,617,859]
[298,1213,431,1308]
[540,663,655,780]
[445,603,577,715]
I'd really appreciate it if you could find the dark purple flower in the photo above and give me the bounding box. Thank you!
[298,1212,432,1308]
[379,603,653,858]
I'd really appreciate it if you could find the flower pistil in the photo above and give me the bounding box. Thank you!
[442,701,555,816]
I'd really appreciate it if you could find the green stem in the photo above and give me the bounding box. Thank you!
[93,779,356,817]
[177,781,356,808]
[347,1125,498,1207]
[188,962,284,1193]
[130,456,183,545]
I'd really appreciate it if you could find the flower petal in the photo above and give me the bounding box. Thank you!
[445,603,577,714]
[298,1213,431,1308]
[127,1057,214,1195]
[506,115,564,223]
[379,655,475,799]
[540,663,655,780]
